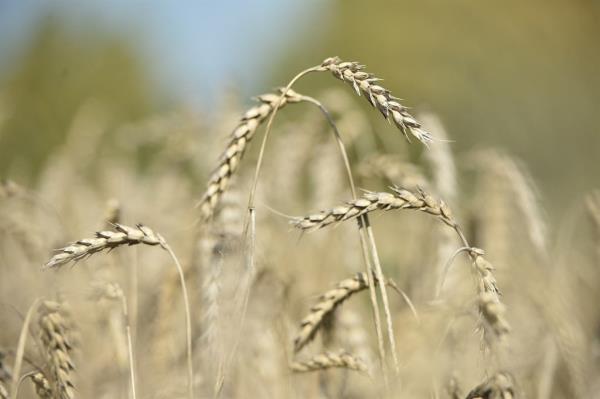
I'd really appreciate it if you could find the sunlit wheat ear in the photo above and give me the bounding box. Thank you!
[465,371,515,399]
[290,187,455,231]
[44,223,166,268]
[320,56,433,145]
[38,300,76,399]
[290,351,368,374]
[196,88,303,221]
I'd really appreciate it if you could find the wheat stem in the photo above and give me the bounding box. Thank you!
[10,299,40,399]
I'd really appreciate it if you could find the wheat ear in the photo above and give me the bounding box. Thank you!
[290,352,368,374]
[294,273,371,353]
[37,300,76,399]
[320,57,432,145]
[196,88,303,221]
[44,224,194,399]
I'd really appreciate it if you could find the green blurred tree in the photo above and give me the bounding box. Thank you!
[0,16,154,180]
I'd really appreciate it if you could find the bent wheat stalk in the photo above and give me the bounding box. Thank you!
[290,352,368,374]
[44,224,194,399]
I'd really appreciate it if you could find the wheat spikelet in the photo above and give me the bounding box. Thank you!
[30,372,53,399]
[465,372,515,399]
[38,300,76,399]
[290,351,367,374]
[291,186,455,231]
[197,88,303,221]
[320,57,432,145]
[294,273,377,353]
[44,223,166,269]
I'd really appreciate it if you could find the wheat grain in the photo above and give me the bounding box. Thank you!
[197,88,303,221]
[290,351,367,374]
[30,372,53,399]
[320,57,432,145]
[465,372,515,399]
[38,300,76,399]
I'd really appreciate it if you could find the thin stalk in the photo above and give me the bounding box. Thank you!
[435,246,473,299]
[301,95,390,378]
[364,223,400,374]
[10,298,40,399]
[119,292,137,399]
[164,244,194,399]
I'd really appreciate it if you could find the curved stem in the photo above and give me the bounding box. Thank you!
[10,298,40,399]
[435,246,473,299]
[164,244,194,399]
[119,293,137,399]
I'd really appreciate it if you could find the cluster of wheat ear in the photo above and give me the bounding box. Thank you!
[2,55,599,399]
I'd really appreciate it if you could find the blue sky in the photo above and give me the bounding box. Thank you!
[0,0,329,104]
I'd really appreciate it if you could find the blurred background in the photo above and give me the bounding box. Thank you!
[0,0,599,217]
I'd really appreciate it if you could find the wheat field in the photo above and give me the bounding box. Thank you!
[0,56,599,399]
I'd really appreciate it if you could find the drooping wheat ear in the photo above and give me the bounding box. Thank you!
[45,224,194,399]
[196,88,303,221]
[294,273,380,353]
[38,300,76,399]
[290,351,368,374]
[320,57,433,145]
[465,371,515,399]
[292,188,510,340]
[0,384,6,399]
[29,372,53,399]
[44,223,166,268]
[291,186,455,231]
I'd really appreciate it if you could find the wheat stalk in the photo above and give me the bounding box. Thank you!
[290,351,368,374]
[44,223,194,399]
[38,300,76,399]
[196,88,303,222]
[320,57,432,145]
[465,371,515,399]
[90,281,137,399]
